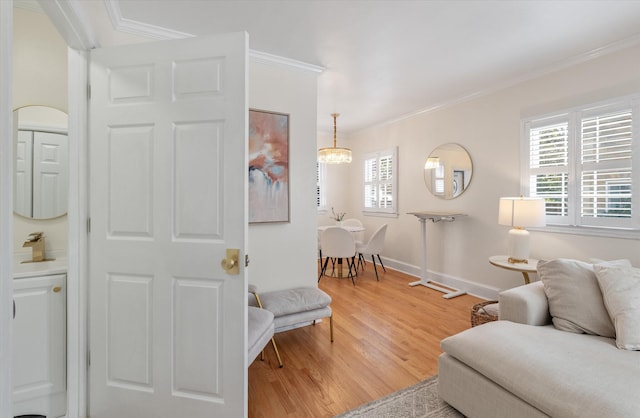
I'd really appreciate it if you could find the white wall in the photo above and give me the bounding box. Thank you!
[321,43,640,297]
[13,7,68,259]
[248,61,319,292]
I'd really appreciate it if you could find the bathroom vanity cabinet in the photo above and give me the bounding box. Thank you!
[13,273,67,418]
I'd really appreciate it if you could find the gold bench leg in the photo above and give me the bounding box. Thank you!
[271,337,283,368]
[330,314,334,342]
[252,289,283,367]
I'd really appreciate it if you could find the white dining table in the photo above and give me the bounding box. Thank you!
[317,225,365,233]
[318,225,365,278]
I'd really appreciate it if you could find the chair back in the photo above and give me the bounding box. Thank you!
[320,226,356,258]
[364,224,387,254]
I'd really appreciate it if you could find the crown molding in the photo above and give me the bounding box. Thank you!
[249,50,324,73]
[104,0,323,74]
[104,0,193,40]
[38,0,99,50]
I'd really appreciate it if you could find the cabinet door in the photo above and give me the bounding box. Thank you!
[13,274,66,418]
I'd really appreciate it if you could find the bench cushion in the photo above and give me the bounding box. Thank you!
[274,306,332,331]
[259,287,331,317]
[247,306,274,364]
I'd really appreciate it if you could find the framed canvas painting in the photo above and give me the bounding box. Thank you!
[248,109,290,223]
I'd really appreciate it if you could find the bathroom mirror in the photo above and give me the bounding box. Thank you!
[423,143,472,200]
[14,105,68,219]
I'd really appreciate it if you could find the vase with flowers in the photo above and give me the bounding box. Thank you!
[331,207,346,226]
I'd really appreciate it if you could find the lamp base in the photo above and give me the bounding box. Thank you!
[508,257,529,264]
[507,227,530,264]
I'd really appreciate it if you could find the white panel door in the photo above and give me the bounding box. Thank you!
[32,131,68,219]
[89,32,248,417]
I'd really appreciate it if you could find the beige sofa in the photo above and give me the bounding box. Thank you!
[438,279,640,418]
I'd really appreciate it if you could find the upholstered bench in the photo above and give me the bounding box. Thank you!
[247,305,282,367]
[249,286,334,342]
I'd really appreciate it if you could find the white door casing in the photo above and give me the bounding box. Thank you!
[0,2,13,417]
[89,32,248,417]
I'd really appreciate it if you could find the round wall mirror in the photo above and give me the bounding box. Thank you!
[423,143,472,200]
[14,105,68,219]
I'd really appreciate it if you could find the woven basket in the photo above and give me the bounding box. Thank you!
[471,300,499,327]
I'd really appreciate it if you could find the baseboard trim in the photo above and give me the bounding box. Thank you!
[379,256,500,301]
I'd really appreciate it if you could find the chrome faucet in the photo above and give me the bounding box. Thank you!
[22,232,46,262]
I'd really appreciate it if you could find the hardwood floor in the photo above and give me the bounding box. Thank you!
[248,262,484,417]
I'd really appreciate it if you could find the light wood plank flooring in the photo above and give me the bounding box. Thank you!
[248,262,484,417]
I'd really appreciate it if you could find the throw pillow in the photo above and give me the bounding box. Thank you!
[539,258,630,337]
[594,265,640,350]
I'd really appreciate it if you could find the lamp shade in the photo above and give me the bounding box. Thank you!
[424,157,440,169]
[498,197,546,228]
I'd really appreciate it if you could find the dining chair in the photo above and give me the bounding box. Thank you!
[341,218,364,245]
[356,224,388,281]
[318,226,357,285]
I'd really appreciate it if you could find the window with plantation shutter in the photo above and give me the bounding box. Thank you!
[316,162,326,212]
[522,95,639,234]
[580,108,632,226]
[527,119,570,220]
[363,147,398,215]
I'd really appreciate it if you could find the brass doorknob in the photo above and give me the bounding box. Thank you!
[221,249,240,275]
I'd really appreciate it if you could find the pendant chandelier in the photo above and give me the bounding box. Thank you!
[318,113,352,164]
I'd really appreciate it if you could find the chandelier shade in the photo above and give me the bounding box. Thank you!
[318,113,352,164]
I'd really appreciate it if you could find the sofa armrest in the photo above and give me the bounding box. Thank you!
[498,281,551,326]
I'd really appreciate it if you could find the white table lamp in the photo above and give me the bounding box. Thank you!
[498,197,545,264]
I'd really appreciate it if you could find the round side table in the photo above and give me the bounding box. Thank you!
[489,255,539,284]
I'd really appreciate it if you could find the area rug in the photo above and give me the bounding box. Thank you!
[334,375,465,418]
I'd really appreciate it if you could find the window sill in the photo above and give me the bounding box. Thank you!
[531,224,640,240]
[362,211,399,219]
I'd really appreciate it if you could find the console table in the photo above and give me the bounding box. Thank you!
[407,211,467,299]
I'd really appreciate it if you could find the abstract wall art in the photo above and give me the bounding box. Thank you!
[248,109,290,223]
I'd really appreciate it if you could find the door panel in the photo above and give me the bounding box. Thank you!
[33,131,68,219]
[89,32,248,417]
[107,125,154,238]
[14,130,33,216]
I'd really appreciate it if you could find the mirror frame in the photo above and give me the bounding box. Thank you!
[423,143,473,200]
[13,105,69,220]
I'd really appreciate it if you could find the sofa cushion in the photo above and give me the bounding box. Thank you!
[538,258,630,337]
[594,265,640,350]
[441,321,640,418]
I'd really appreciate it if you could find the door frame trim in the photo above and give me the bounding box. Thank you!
[0,2,14,417]
[39,2,96,417]
[66,47,90,418]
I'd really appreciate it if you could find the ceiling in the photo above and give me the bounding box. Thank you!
[72,1,640,134]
